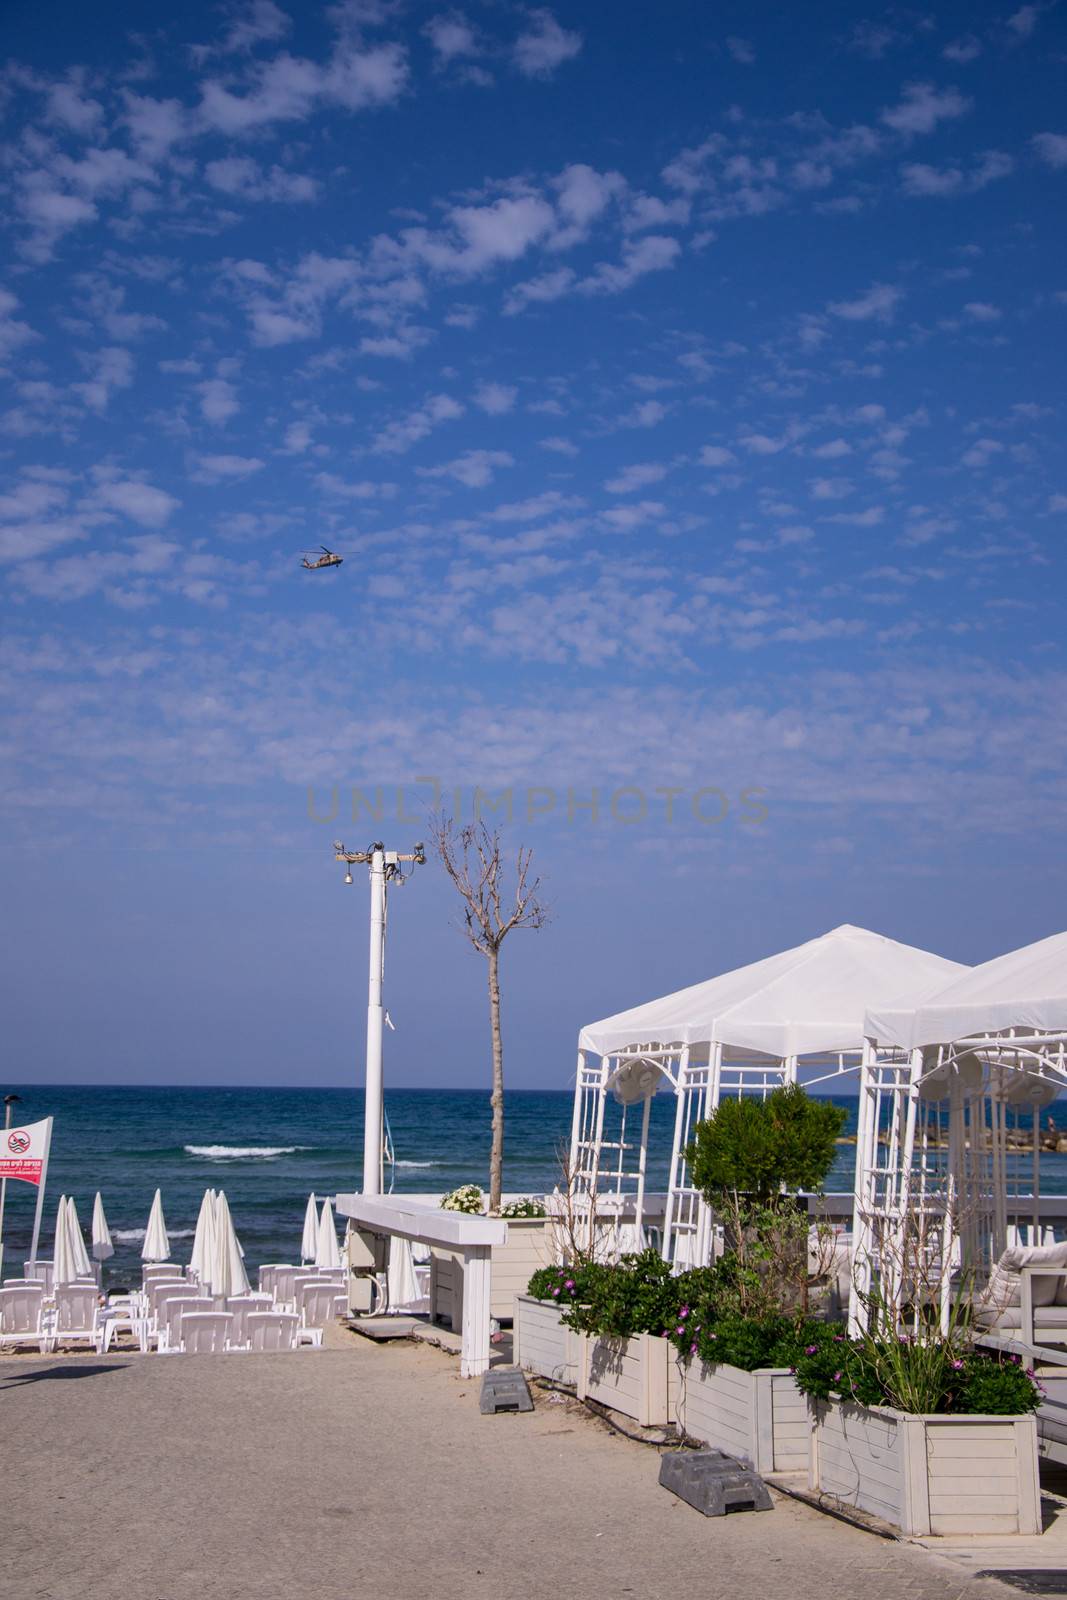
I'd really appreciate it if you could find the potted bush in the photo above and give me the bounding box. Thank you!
[668,1309,833,1474]
[794,1334,1042,1535]
[514,1263,599,1385]
[684,1083,847,1315]
[563,1250,682,1426]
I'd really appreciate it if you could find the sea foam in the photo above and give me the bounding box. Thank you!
[183,1144,305,1160]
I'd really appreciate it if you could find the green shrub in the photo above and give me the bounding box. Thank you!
[526,1262,603,1304]
[686,1083,846,1202]
[561,1249,680,1340]
[793,1337,1041,1416]
[681,1312,843,1372]
[684,1085,847,1315]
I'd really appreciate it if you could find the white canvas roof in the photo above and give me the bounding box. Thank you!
[866,929,1067,1051]
[579,924,966,1060]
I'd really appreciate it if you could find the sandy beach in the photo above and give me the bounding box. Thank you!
[2,1328,1018,1600]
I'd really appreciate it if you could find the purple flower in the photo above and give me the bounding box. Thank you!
[951,1359,964,1370]
[805,1345,818,1355]
[833,1334,845,1343]
[690,1343,698,1355]
[676,1326,685,1336]
[564,1279,575,1290]
[679,1305,689,1318]
[552,1287,560,1297]
[833,1370,843,1383]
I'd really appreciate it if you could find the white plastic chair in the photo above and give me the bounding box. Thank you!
[257,1264,289,1296]
[180,1312,233,1354]
[224,1295,272,1350]
[139,1282,188,1352]
[247,1311,299,1352]
[0,1284,48,1353]
[52,1286,103,1354]
[23,1260,54,1292]
[143,1263,181,1288]
[159,1296,212,1353]
[296,1285,341,1347]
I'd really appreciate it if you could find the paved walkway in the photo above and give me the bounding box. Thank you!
[2,1333,1026,1600]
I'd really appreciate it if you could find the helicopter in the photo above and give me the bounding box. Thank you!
[300,546,344,571]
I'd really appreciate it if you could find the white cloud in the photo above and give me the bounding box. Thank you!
[513,10,582,77]
[943,35,981,62]
[578,234,681,296]
[197,42,408,135]
[0,288,37,362]
[828,282,902,322]
[502,268,575,316]
[699,445,738,467]
[371,393,464,453]
[44,76,104,135]
[193,454,265,481]
[1033,133,1067,169]
[204,156,318,202]
[474,381,517,415]
[964,302,1001,322]
[725,36,755,64]
[621,400,668,429]
[604,462,668,494]
[810,438,852,460]
[73,347,135,412]
[91,477,180,528]
[539,435,578,456]
[420,449,514,487]
[809,477,853,500]
[1007,5,1040,37]
[881,82,971,136]
[197,377,240,423]
[424,12,483,64]
[901,151,1013,196]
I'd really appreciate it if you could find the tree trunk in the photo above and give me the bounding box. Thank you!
[487,944,504,1213]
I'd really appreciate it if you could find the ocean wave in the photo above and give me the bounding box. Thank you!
[394,1159,440,1168]
[183,1144,307,1160]
[113,1227,196,1242]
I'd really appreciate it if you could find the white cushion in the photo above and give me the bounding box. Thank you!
[983,1242,1067,1311]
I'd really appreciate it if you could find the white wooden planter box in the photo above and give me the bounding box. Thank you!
[809,1399,1041,1536]
[513,1294,579,1385]
[677,1358,808,1474]
[577,1332,678,1427]
[431,1216,554,1327]
[1034,1372,1067,1467]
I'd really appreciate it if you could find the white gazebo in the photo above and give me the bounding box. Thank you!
[852,929,1067,1333]
[570,924,966,1265]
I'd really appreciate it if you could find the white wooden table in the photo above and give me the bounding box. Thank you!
[335,1195,507,1377]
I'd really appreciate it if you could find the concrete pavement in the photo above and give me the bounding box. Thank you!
[2,1333,1026,1600]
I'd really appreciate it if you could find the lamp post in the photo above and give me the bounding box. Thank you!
[0,1092,23,1275]
[334,841,425,1195]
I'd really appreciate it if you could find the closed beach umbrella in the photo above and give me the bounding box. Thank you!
[189,1190,217,1285]
[212,1190,250,1299]
[53,1197,77,1287]
[65,1196,93,1278]
[300,1193,318,1263]
[387,1236,419,1311]
[91,1194,114,1262]
[141,1188,170,1263]
[315,1198,342,1271]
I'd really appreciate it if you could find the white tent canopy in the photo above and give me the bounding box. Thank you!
[866,929,1067,1052]
[571,924,967,1266]
[581,924,966,1060]
[141,1189,170,1263]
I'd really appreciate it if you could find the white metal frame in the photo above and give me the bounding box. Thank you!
[849,1029,1067,1335]
[569,1042,866,1267]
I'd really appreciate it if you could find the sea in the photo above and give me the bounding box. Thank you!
[4,1084,1067,1290]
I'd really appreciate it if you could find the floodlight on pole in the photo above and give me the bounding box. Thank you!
[334,839,425,1195]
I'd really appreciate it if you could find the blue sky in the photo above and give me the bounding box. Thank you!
[2,0,1065,1090]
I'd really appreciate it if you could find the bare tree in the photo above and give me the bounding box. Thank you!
[431,815,548,1213]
